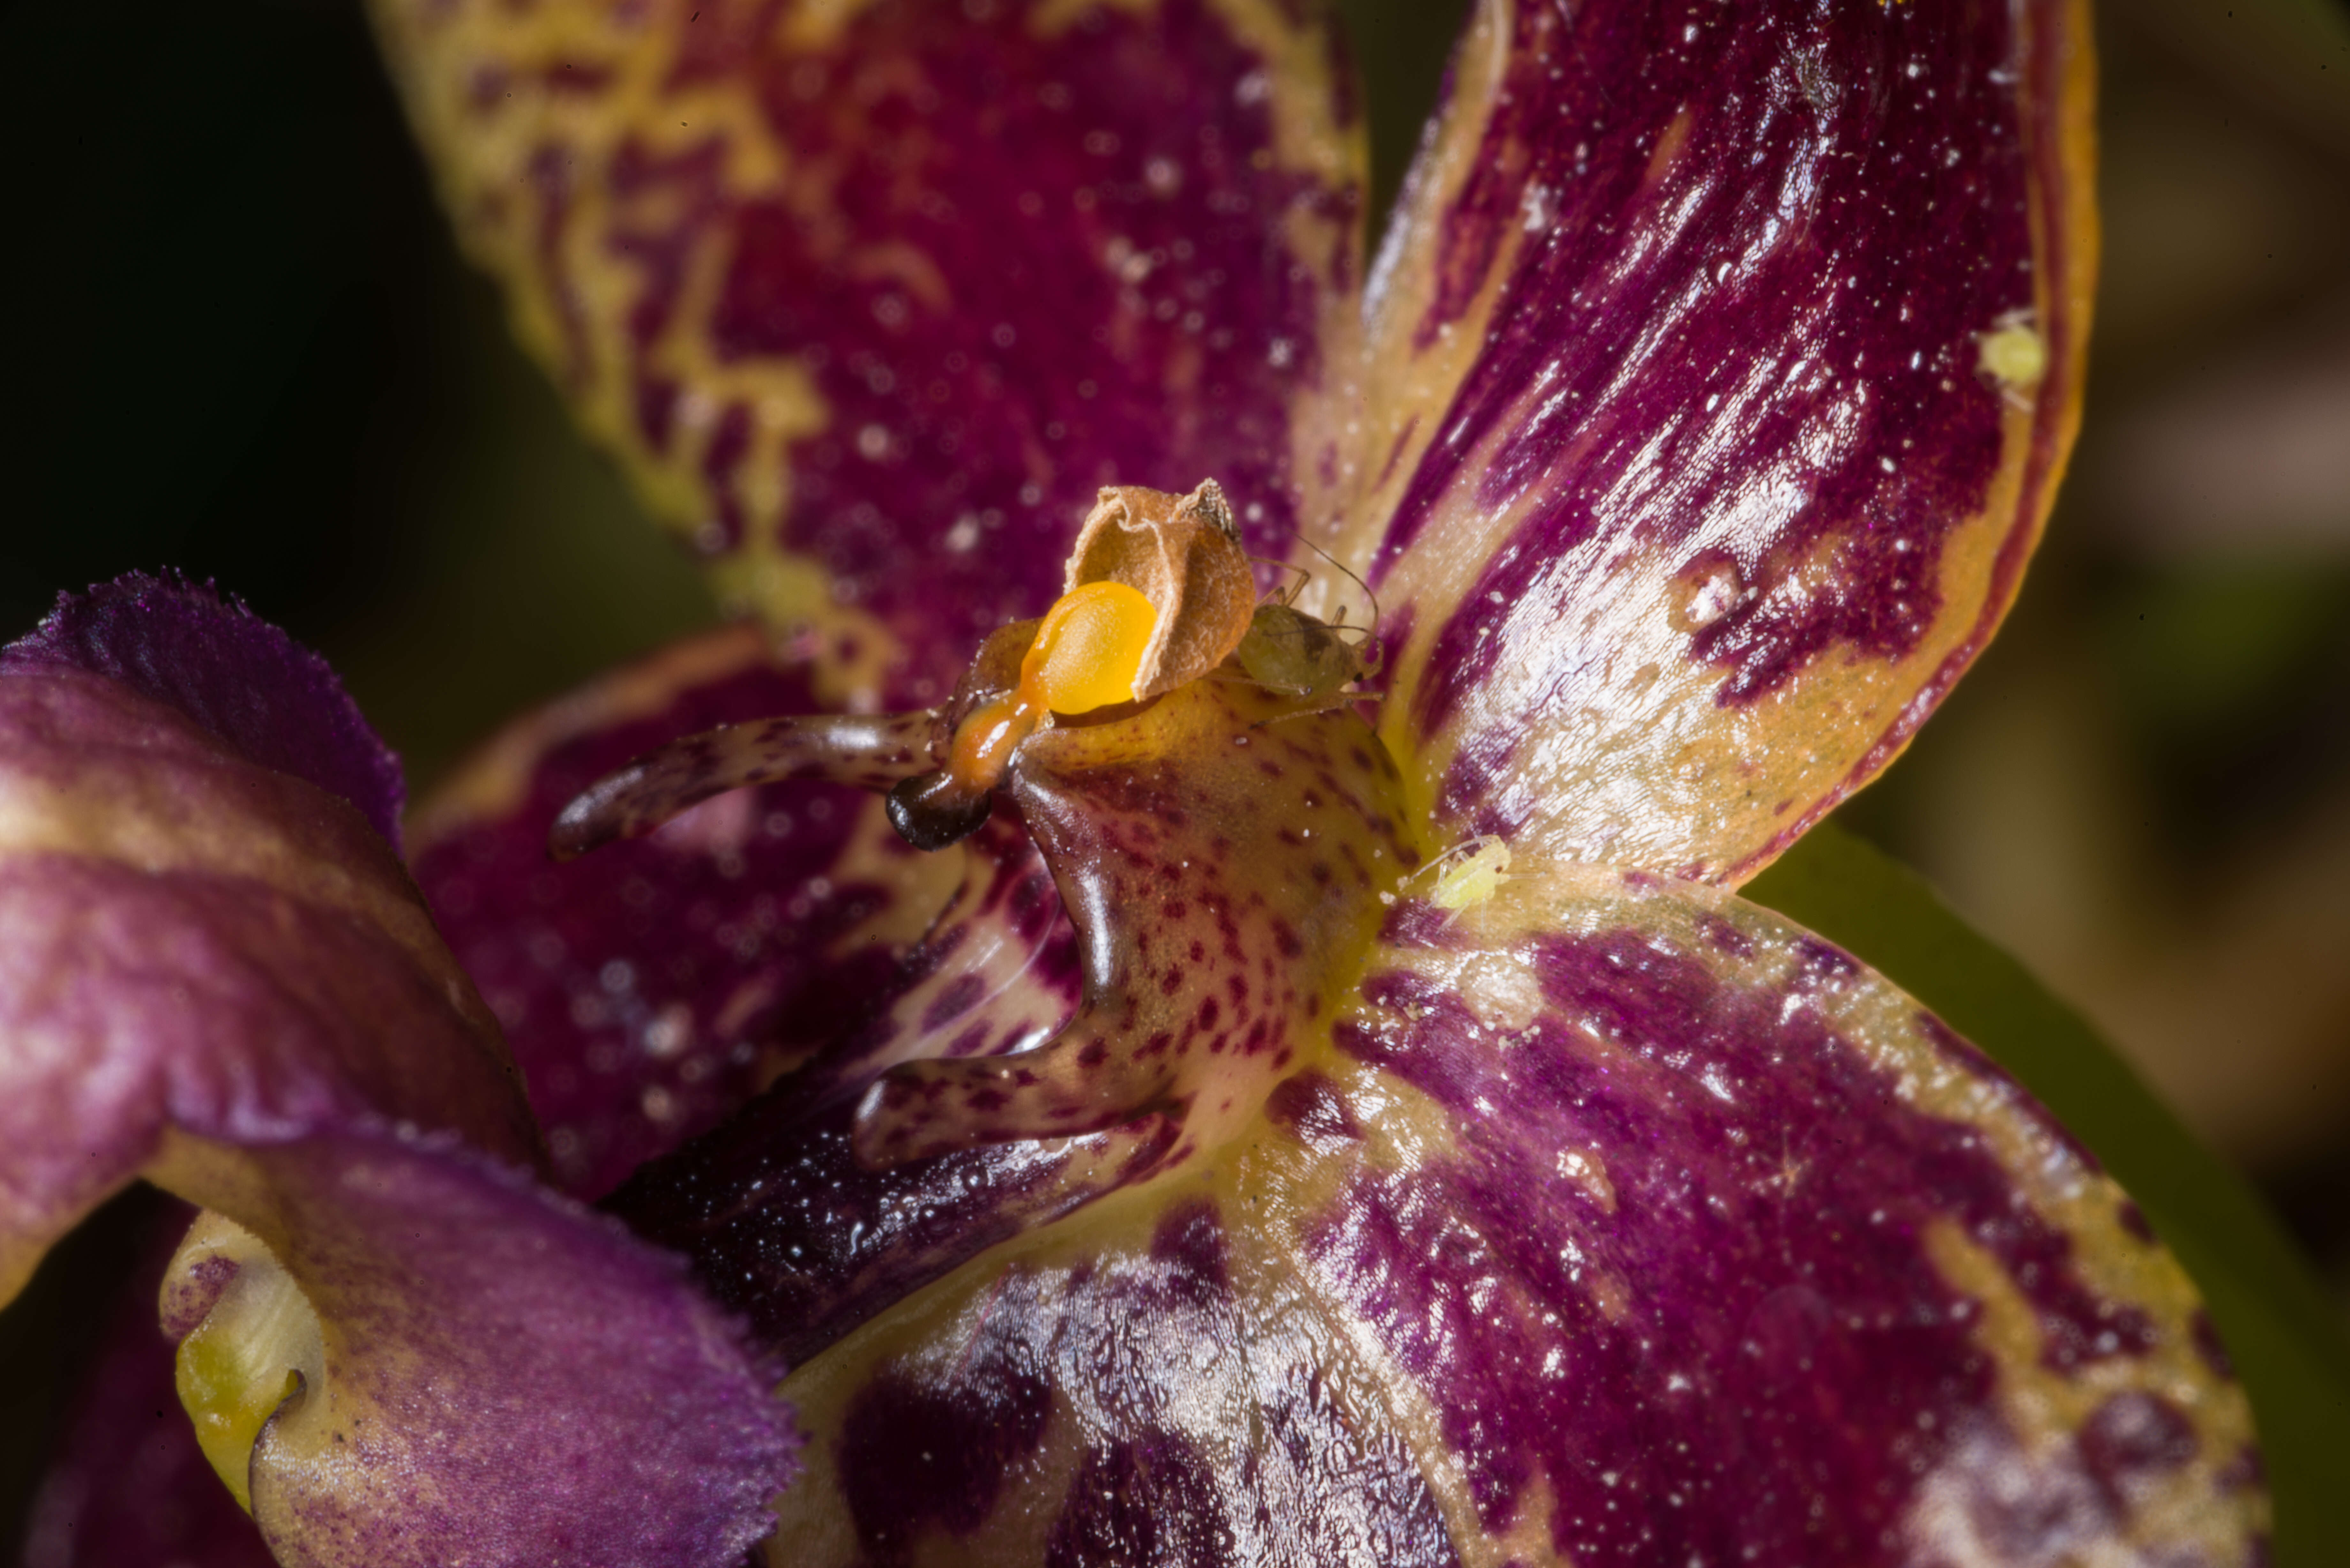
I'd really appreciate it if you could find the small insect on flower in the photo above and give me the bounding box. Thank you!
[1977,306,2047,408]
[1231,538,1383,713]
[1418,833,1516,912]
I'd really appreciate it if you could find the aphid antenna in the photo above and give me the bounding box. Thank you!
[1277,527,1380,635]
[1406,832,1506,879]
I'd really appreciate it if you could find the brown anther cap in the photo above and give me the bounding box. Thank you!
[1063,480,1257,701]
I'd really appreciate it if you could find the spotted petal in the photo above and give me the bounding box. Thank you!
[758,868,2261,1568]
[0,580,795,1568]
[370,0,1366,701]
[1291,0,2096,882]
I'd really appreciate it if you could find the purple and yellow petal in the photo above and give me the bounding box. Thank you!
[756,866,2256,1568]
[1299,868,2253,1564]
[1293,0,2096,882]
[371,0,1365,700]
[0,650,534,1298]
[2,583,797,1566]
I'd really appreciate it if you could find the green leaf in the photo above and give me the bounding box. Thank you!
[1747,822,2350,1568]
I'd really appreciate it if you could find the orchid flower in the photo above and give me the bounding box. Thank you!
[2,1,2280,1565]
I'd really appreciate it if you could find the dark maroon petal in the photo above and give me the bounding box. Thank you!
[1292,0,2095,881]
[752,869,2258,1568]
[2,572,405,850]
[373,0,1365,700]
[410,624,1000,1198]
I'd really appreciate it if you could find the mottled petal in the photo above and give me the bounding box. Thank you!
[1293,0,2096,881]
[759,868,2259,1568]
[1,583,796,1568]
[371,0,1365,699]
[409,623,984,1198]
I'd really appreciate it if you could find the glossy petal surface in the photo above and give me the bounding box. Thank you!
[0,584,796,1568]
[372,0,1364,700]
[1291,0,2096,881]
[764,868,2258,1568]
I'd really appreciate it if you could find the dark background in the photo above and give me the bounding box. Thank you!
[4,0,2348,1548]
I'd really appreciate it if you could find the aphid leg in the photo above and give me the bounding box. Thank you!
[1247,554,1313,607]
[550,710,938,859]
[850,1019,1181,1168]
